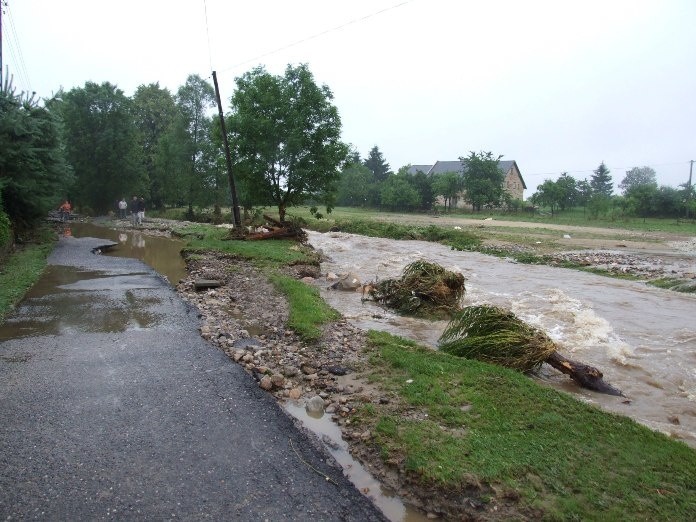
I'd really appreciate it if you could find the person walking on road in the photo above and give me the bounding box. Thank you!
[130,196,138,226]
[58,200,72,222]
[118,198,128,219]
[136,197,146,226]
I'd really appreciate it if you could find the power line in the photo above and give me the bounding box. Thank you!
[213,1,413,77]
[4,2,31,92]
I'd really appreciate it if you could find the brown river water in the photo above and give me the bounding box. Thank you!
[306,230,696,449]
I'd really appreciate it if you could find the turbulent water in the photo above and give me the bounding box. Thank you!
[307,231,696,448]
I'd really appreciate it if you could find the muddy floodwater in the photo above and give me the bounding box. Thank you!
[307,231,696,448]
[68,222,187,285]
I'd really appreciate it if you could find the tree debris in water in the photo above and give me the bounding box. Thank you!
[227,214,307,242]
[439,305,624,396]
[367,261,465,319]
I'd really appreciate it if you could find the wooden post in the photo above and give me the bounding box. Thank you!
[212,70,241,228]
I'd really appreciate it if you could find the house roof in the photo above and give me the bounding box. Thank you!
[413,159,526,190]
[406,165,433,175]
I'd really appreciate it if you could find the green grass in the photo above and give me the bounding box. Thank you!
[174,223,336,341]
[0,241,54,323]
[268,273,340,341]
[175,223,319,267]
[353,331,696,520]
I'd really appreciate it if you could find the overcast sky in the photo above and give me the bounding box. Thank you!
[4,0,695,194]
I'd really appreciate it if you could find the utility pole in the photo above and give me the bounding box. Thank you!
[212,70,242,228]
[0,0,4,88]
[687,160,694,220]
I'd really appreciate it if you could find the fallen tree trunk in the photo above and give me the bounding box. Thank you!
[545,351,624,396]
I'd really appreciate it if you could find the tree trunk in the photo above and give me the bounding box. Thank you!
[545,351,623,396]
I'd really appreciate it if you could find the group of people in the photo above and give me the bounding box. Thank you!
[117,196,146,226]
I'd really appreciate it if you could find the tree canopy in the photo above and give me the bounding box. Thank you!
[619,166,657,194]
[228,64,347,222]
[461,151,504,211]
[0,88,72,235]
[59,81,145,213]
[363,145,391,183]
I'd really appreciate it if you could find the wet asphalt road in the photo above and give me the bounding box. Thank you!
[0,235,386,521]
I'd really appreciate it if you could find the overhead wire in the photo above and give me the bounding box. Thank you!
[212,0,413,77]
[4,2,32,93]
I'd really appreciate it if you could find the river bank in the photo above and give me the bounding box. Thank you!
[91,215,696,520]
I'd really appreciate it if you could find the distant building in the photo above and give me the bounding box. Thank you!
[407,159,526,208]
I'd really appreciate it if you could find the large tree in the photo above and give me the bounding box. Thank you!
[0,88,72,234]
[461,151,504,211]
[131,83,178,209]
[363,145,391,183]
[229,64,348,221]
[175,75,217,219]
[59,82,145,213]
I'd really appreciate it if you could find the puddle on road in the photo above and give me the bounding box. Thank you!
[285,402,429,522]
[0,265,162,341]
[67,222,187,286]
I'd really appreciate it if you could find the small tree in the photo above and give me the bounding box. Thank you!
[432,171,463,211]
[363,145,391,183]
[461,151,504,211]
[590,162,613,197]
[380,174,420,211]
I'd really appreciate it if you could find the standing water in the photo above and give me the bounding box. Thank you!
[307,231,696,448]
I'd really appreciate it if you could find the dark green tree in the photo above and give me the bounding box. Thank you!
[619,166,657,195]
[0,88,72,235]
[59,81,145,214]
[407,169,435,211]
[363,146,391,183]
[461,151,504,211]
[590,162,613,197]
[229,64,348,221]
[131,83,178,209]
[175,75,216,219]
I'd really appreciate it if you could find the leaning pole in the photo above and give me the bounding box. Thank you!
[212,70,242,228]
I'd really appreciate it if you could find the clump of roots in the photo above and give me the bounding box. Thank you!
[368,261,465,319]
[439,305,557,372]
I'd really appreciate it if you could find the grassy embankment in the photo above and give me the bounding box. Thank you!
[0,229,55,323]
[173,221,696,520]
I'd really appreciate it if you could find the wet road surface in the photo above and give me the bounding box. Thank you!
[0,234,385,521]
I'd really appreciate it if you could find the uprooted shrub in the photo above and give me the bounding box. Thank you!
[368,261,465,319]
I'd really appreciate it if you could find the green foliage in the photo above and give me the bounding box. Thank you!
[431,171,463,211]
[0,88,72,233]
[229,64,348,222]
[175,75,217,217]
[336,163,375,206]
[619,166,657,194]
[590,161,613,197]
[0,241,53,323]
[359,330,696,519]
[380,174,420,211]
[0,203,11,249]
[362,145,391,182]
[58,81,145,213]
[439,305,557,371]
[460,151,505,211]
[268,273,339,341]
[131,83,178,209]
